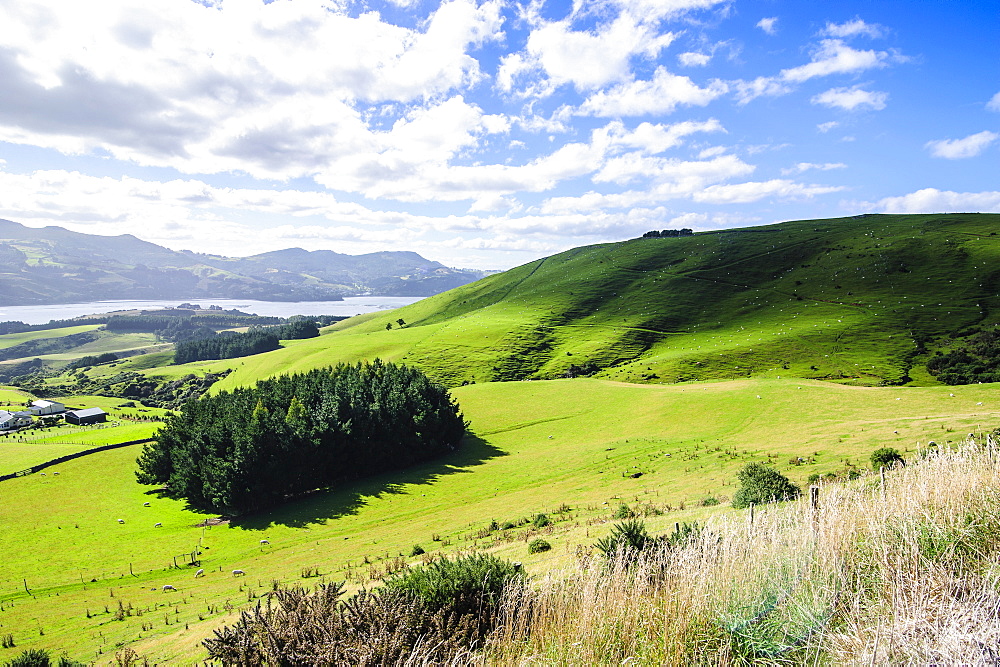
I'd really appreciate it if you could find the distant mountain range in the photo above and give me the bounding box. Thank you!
[0,219,486,305]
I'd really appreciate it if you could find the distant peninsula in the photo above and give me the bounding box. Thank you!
[0,219,485,305]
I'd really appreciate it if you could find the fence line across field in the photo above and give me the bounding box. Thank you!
[0,438,154,482]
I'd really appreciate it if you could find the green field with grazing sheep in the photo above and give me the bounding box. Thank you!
[0,377,997,663]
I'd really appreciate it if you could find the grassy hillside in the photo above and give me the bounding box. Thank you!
[210,213,1000,392]
[0,377,997,663]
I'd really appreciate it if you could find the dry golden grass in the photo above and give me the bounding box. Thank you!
[477,439,1000,665]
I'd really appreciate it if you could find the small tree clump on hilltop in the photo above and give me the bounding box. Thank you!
[731,462,801,509]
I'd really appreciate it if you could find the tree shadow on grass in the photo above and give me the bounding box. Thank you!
[224,432,505,531]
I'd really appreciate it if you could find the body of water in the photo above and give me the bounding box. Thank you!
[0,296,425,325]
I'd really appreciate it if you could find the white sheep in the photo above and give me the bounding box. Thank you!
[232,569,245,577]
[194,568,204,577]
[143,502,150,507]
[52,471,59,475]
[40,473,45,477]
[162,584,176,591]
[118,519,125,524]
[977,402,984,406]
[259,539,270,545]
[154,522,162,527]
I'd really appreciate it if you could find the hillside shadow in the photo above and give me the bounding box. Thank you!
[225,432,505,531]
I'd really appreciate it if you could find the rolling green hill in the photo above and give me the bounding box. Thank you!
[213,213,1000,392]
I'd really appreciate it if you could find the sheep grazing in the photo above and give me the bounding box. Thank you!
[232,569,246,577]
[52,471,59,475]
[117,519,125,524]
[154,522,162,527]
[194,568,205,578]
[977,402,984,406]
[259,539,270,545]
[162,584,176,591]
[40,473,46,476]
[143,502,150,507]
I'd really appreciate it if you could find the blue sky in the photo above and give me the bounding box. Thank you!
[0,0,997,269]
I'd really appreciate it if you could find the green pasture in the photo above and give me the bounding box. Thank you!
[0,377,997,663]
[0,386,32,406]
[0,325,101,350]
[0,421,160,475]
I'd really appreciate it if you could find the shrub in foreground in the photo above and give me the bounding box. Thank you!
[870,447,904,471]
[528,538,552,554]
[594,519,650,558]
[384,553,524,616]
[731,462,801,509]
[205,554,525,665]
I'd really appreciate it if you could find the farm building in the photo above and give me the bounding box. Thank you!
[0,410,34,430]
[65,407,107,425]
[29,399,65,416]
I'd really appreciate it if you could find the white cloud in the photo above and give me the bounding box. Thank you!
[0,0,505,188]
[925,131,999,159]
[678,52,711,67]
[986,91,1000,112]
[737,39,898,104]
[609,118,726,153]
[780,40,891,83]
[499,13,677,93]
[867,188,1000,213]
[756,17,778,35]
[609,0,728,21]
[821,19,884,39]
[580,67,728,116]
[693,179,844,204]
[817,121,840,133]
[811,86,888,111]
[781,162,847,175]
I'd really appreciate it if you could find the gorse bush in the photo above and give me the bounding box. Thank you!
[206,554,526,665]
[528,538,552,554]
[384,553,524,615]
[871,447,904,471]
[731,462,801,509]
[136,360,466,513]
[613,503,634,519]
[532,513,551,528]
[4,650,84,667]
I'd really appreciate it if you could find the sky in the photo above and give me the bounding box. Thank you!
[0,0,997,270]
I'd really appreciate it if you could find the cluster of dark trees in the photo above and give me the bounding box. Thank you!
[67,352,118,369]
[173,329,280,364]
[106,312,283,336]
[641,229,694,238]
[172,320,320,364]
[927,328,1000,384]
[135,361,466,513]
[0,317,111,334]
